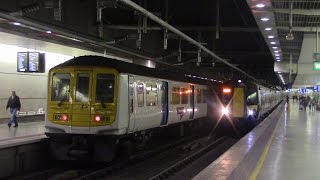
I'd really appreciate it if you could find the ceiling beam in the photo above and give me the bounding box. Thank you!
[274,8,320,16]
[104,25,260,32]
[277,26,320,32]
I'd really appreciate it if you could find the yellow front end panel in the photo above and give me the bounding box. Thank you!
[232,87,245,118]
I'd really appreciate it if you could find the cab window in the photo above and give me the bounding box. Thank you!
[51,73,70,101]
[96,74,115,103]
[76,73,90,102]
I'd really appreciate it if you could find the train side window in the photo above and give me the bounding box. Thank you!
[172,87,180,104]
[203,89,208,103]
[51,73,70,101]
[76,73,90,102]
[196,89,202,103]
[137,83,144,107]
[96,74,115,103]
[146,83,158,106]
[181,88,189,104]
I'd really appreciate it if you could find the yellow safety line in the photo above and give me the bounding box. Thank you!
[249,122,278,180]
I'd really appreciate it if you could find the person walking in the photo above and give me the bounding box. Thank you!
[6,91,21,127]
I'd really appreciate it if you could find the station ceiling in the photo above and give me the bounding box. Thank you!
[0,0,284,86]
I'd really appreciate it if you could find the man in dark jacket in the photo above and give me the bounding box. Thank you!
[6,91,21,127]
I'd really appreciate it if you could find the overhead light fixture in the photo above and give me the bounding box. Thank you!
[268,35,274,39]
[276,57,280,59]
[256,3,265,8]
[286,2,294,41]
[261,18,269,21]
[274,50,279,53]
[265,28,272,31]
[13,22,21,26]
[286,30,294,41]
[276,59,281,61]
[272,46,278,49]
[275,54,280,56]
[270,41,276,45]
[46,31,52,34]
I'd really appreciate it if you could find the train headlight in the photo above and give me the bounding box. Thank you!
[248,110,254,115]
[221,107,229,115]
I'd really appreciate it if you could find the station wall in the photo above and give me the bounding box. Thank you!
[0,32,112,119]
[0,44,73,119]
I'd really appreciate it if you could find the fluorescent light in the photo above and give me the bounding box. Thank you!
[265,28,272,31]
[268,35,274,38]
[13,22,21,26]
[46,31,52,34]
[261,18,269,21]
[276,59,281,61]
[256,3,265,8]
[272,46,278,49]
[274,50,279,53]
[270,41,276,45]
[275,54,280,56]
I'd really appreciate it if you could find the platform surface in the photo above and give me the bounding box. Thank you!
[257,100,320,180]
[0,121,46,148]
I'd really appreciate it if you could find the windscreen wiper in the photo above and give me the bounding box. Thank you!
[58,90,69,107]
[100,97,106,108]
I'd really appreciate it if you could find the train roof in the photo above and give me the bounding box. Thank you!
[53,55,213,85]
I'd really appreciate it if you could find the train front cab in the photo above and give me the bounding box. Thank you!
[212,82,259,134]
[46,67,119,160]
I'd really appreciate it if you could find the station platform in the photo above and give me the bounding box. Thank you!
[0,121,46,149]
[193,100,320,180]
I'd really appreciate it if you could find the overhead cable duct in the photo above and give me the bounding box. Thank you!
[97,0,105,38]
[178,38,182,62]
[118,0,262,84]
[286,2,294,41]
[164,0,168,50]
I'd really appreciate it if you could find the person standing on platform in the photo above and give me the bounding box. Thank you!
[6,91,21,127]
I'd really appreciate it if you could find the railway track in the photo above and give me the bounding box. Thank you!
[14,135,200,180]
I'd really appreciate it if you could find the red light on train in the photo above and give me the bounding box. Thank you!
[95,115,101,122]
[61,115,68,121]
[223,88,231,94]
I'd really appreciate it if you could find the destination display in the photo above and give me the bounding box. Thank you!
[17,52,28,72]
[17,52,45,73]
[28,52,39,72]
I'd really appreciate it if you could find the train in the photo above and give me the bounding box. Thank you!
[45,56,283,161]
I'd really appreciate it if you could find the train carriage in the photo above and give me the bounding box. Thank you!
[46,56,208,161]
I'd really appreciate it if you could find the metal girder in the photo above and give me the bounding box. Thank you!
[277,26,320,32]
[104,25,260,32]
[118,0,264,85]
[274,8,320,16]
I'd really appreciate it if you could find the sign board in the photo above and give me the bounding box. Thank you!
[17,52,45,73]
[314,61,320,70]
[299,88,307,93]
[17,52,28,72]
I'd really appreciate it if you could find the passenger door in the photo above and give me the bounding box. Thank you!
[128,75,135,132]
[72,70,92,131]
[189,85,195,119]
[161,81,169,126]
